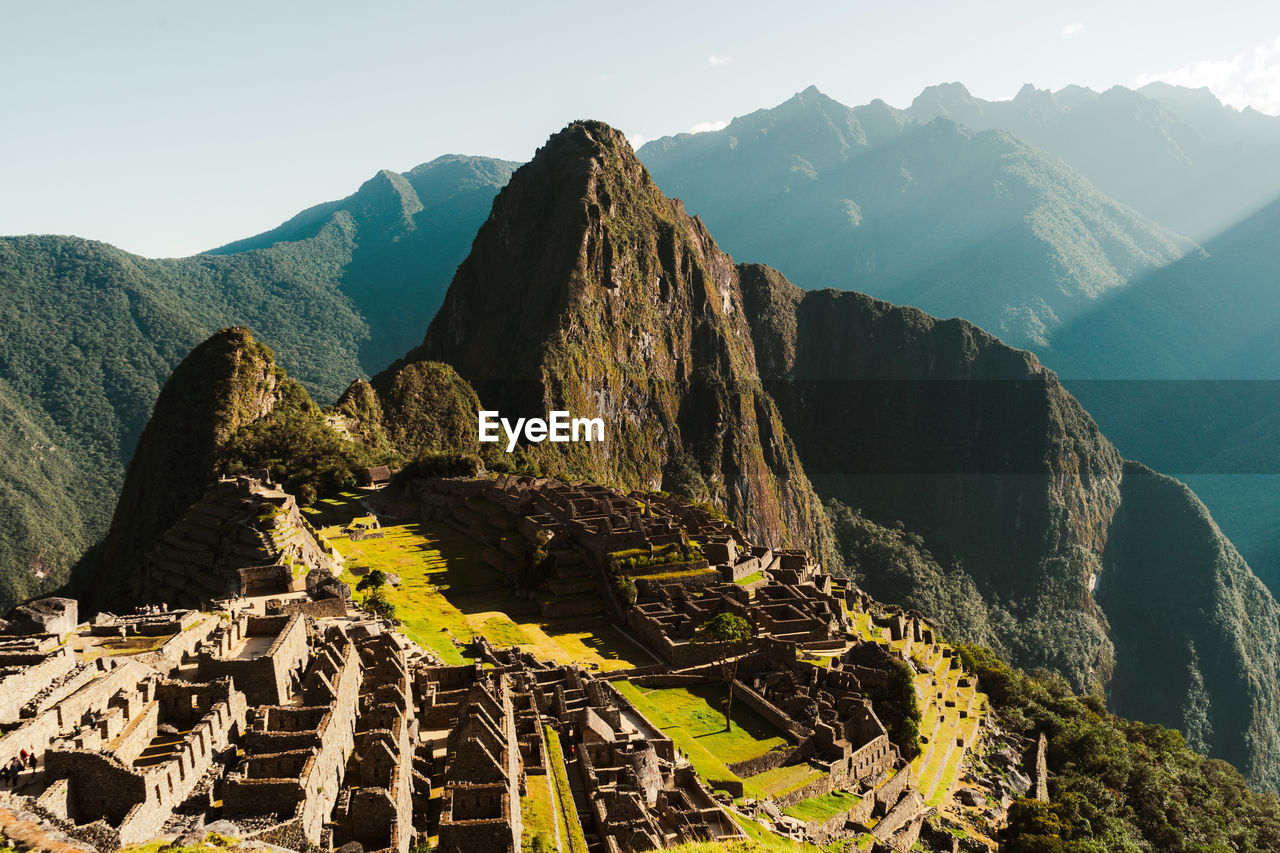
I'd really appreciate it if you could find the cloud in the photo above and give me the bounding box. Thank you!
[688,120,728,134]
[1061,22,1084,37]
[707,55,731,66]
[626,133,649,151]
[1137,35,1280,115]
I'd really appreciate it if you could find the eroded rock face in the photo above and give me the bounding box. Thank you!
[390,121,834,562]
[77,328,288,610]
[740,265,1280,792]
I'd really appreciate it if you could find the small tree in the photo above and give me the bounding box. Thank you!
[696,612,753,731]
[356,569,388,593]
[612,574,638,607]
[364,587,396,621]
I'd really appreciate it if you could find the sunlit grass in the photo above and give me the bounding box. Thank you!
[317,494,649,669]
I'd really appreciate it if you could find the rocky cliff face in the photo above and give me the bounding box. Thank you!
[739,266,1280,791]
[390,121,833,559]
[76,328,288,609]
[1099,462,1280,787]
[741,266,1122,683]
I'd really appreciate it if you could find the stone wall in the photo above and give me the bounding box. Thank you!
[43,677,246,846]
[875,766,913,815]
[727,745,803,779]
[198,614,308,705]
[730,680,811,741]
[226,626,361,848]
[0,647,74,724]
[0,659,150,769]
[132,614,220,671]
[632,566,719,597]
[267,597,348,619]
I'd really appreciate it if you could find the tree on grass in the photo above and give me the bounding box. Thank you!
[696,612,753,731]
[364,587,396,621]
[356,569,388,592]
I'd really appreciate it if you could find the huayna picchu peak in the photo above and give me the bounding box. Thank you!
[394,120,836,565]
[7,98,1280,853]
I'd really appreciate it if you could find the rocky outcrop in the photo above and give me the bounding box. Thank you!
[740,266,1280,792]
[389,121,834,561]
[742,268,1122,685]
[1099,462,1280,790]
[75,328,288,610]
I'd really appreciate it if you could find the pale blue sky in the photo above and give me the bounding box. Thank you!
[3,1,1278,257]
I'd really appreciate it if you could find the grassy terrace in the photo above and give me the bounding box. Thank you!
[782,789,862,823]
[520,769,558,852]
[838,596,988,812]
[544,725,589,853]
[727,813,826,852]
[307,492,651,669]
[613,682,816,800]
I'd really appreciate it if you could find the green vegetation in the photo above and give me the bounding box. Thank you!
[219,377,399,499]
[607,541,705,575]
[696,612,754,730]
[613,682,792,798]
[318,495,647,669]
[520,769,558,853]
[364,361,487,461]
[543,725,589,853]
[825,500,1007,659]
[361,587,396,620]
[748,763,826,798]
[861,656,922,761]
[727,813,826,852]
[958,643,1280,851]
[782,789,862,823]
[356,569,388,592]
[0,156,514,613]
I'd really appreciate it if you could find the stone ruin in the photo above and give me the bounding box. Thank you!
[0,471,995,853]
[140,475,342,609]
[423,642,746,853]
[7,597,79,636]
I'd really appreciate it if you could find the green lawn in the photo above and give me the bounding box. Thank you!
[783,789,862,823]
[748,763,826,798]
[520,770,558,853]
[544,725,589,853]
[735,571,765,586]
[614,682,793,797]
[312,495,650,669]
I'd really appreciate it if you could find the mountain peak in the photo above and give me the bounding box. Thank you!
[909,81,982,122]
[79,326,289,608]
[391,120,832,556]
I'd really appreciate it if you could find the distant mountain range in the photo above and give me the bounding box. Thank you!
[10,81,1280,618]
[637,83,1280,593]
[639,86,1191,349]
[0,155,514,612]
[907,80,1280,242]
[82,120,1280,793]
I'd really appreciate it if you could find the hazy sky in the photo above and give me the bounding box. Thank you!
[4,1,1279,257]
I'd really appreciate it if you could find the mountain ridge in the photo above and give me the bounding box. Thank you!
[638,86,1189,349]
